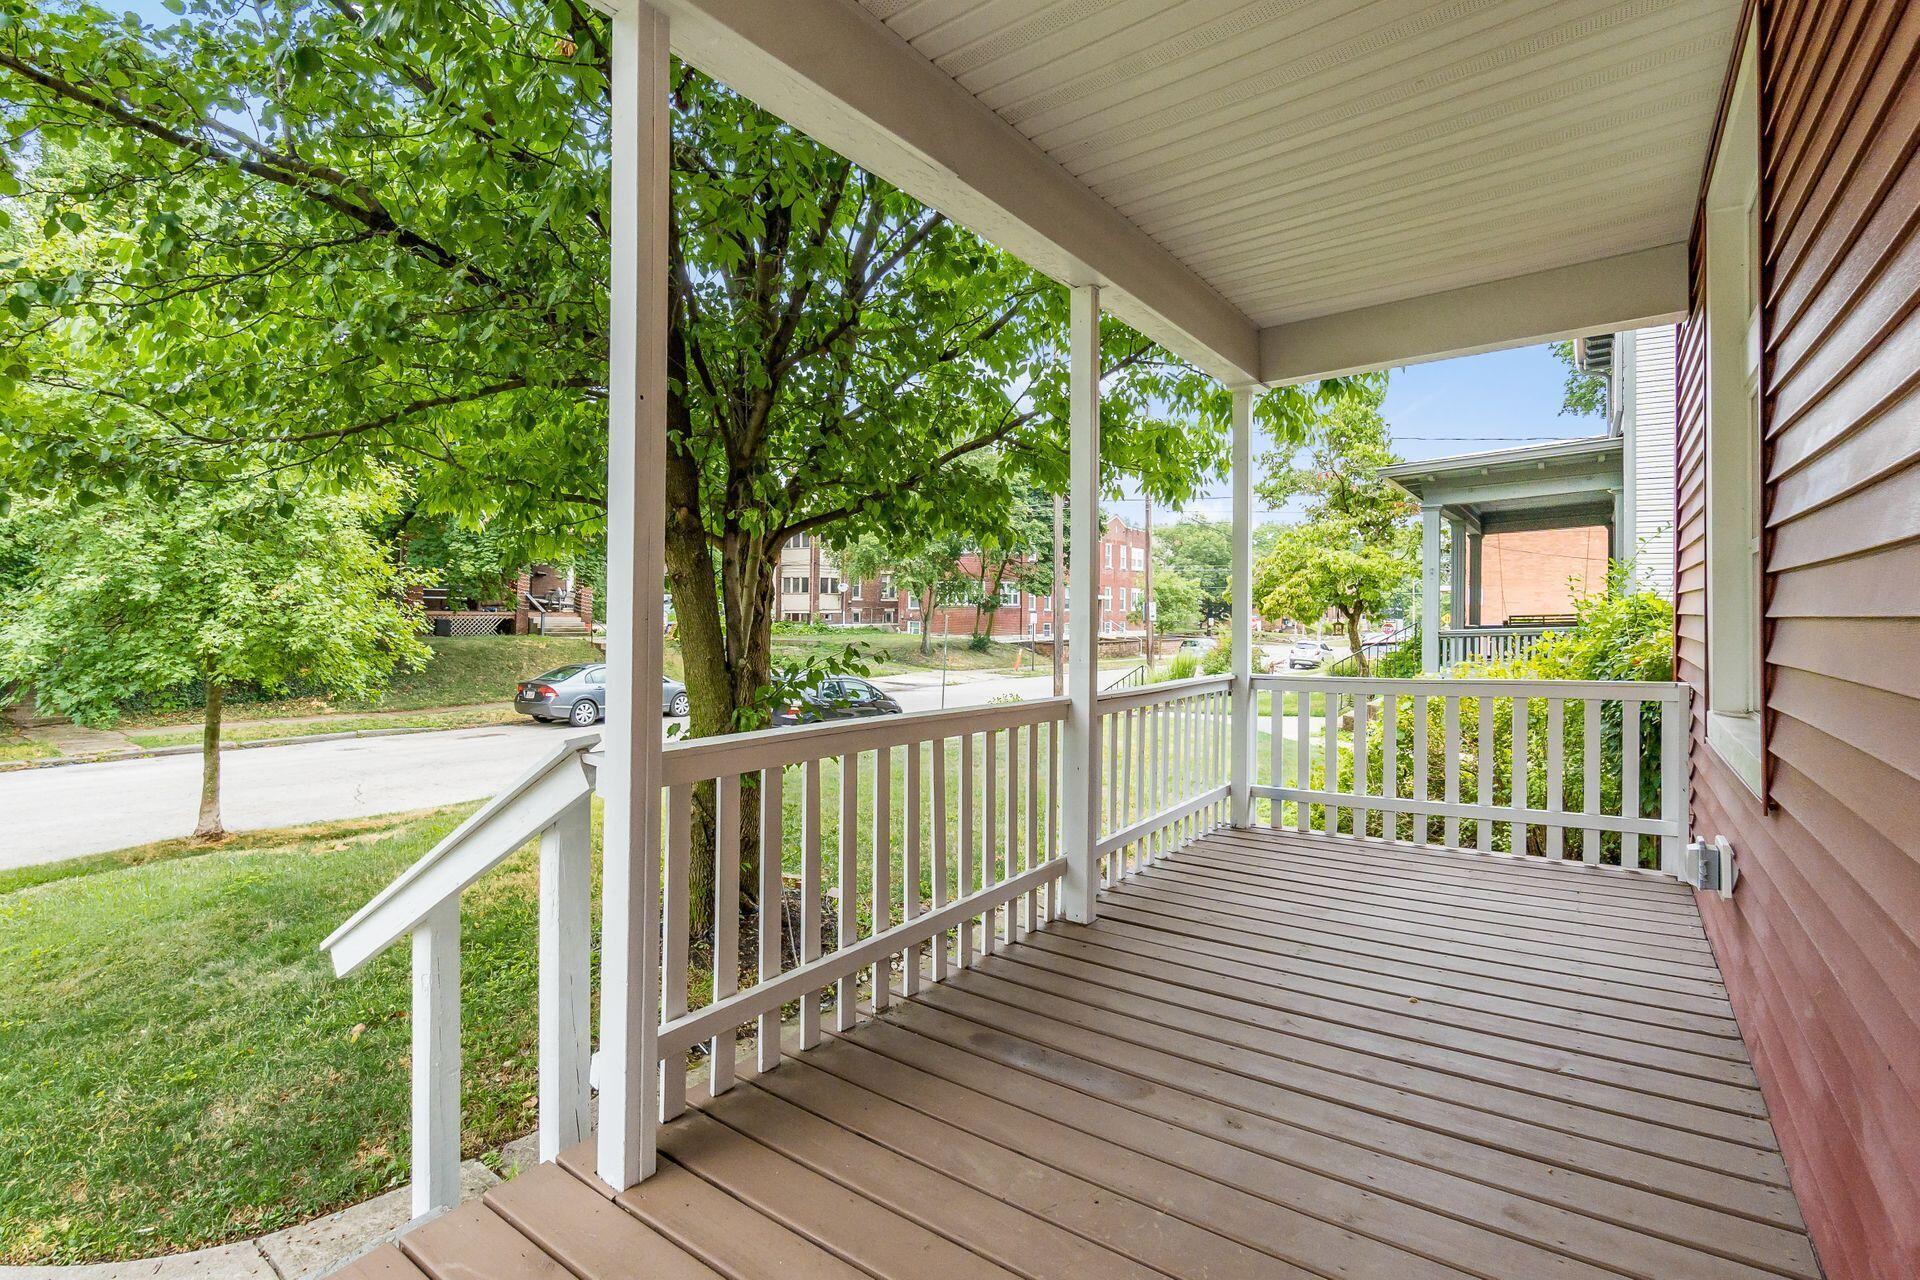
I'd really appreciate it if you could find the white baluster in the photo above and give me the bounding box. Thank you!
[871,746,892,1008]
[539,796,593,1159]
[1546,699,1565,860]
[757,765,783,1071]
[835,755,858,1031]
[711,775,740,1092]
[660,784,691,1118]
[1582,698,1603,864]
[799,759,823,1046]
[411,900,461,1218]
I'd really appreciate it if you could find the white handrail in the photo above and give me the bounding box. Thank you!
[321,731,600,1219]
[323,732,599,975]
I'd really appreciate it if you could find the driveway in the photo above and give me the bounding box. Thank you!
[0,670,1066,870]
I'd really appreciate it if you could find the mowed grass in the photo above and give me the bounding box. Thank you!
[0,711,1284,1264]
[125,707,523,750]
[0,726,59,764]
[119,636,608,729]
[0,806,550,1264]
[770,626,1027,675]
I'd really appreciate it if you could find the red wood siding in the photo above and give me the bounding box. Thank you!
[1675,4,1920,1277]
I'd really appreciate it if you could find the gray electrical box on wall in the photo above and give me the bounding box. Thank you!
[1684,837,1738,899]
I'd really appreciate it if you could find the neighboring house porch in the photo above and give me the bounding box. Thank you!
[1382,437,1626,672]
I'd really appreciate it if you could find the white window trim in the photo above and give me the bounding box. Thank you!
[1702,22,1765,798]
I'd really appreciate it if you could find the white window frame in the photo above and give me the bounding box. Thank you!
[1131,546,1145,571]
[1702,25,1765,798]
[818,573,840,596]
[999,580,1021,608]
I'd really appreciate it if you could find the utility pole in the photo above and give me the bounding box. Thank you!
[1142,495,1154,675]
[1052,493,1065,697]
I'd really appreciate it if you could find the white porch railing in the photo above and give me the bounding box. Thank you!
[1253,674,1689,873]
[1094,676,1232,879]
[324,671,1683,1219]
[1438,625,1552,666]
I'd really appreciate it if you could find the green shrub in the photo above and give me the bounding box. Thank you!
[1160,652,1200,682]
[1294,566,1675,867]
[1199,637,1267,676]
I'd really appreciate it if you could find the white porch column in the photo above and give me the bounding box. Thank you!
[1467,531,1484,627]
[1229,386,1254,828]
[1446,515,1466,630]
[1420,505,1442,673]
[1062,283,1101,924]
[597,0,669,1192]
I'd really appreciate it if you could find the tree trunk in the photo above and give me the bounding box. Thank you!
[195,680,224,840]
[663,430,785,937]
[1345,609,1369,677]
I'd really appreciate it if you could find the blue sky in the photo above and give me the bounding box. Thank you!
[1118,341,1602,526]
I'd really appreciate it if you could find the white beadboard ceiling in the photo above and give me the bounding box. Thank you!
[851,0,1736,329]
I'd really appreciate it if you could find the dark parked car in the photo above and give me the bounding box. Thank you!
[770,676,902,726]
[515,664,689,725]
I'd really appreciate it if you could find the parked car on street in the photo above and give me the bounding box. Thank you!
[1286,639,1335,670]
[771,676,902,725]
[514,664,689,725]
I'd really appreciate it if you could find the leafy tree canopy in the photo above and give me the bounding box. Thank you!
[0,480,427,835]
[1548,339,1608,418]
[1252,379,1417,672]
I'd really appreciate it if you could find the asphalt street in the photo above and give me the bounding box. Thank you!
[0,668,1064,869]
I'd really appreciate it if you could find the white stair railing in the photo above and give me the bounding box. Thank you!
[321,732,600,1219]
[1252,674,1689,873]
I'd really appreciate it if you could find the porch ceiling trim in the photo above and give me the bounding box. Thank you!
[650,0,1262,385]
[1382,435,1624,513]
[1259,244,1689,385]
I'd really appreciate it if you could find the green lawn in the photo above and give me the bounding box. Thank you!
[125,707,523,750]
[120,636,606,729]
[0,806,557,1264]
[0,726,58,764]
[770,626,1024,676]
[1,714,1270,1264]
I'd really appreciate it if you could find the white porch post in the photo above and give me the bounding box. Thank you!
[1062,283,1101,924]
[1467,531,1484,627]
[1420,505,1442,673]
[1229,386,1254,828]
[1446,515,1466,631]
[597,0,669,1192]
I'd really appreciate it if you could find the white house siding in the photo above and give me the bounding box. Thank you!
[1628,325,1677,596]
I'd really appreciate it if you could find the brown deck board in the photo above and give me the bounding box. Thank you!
[399,1203,577,1280]
[482,1163,720,1280]
[1162,844,1719,950]
[326,1246,431,1280]
[365,828,1816,1280]
[1020,927,1760,1087]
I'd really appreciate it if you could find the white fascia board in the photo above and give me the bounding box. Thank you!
[1260,244,1688,385]
[650,0,1262,386]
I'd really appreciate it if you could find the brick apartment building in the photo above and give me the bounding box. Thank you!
[776,515,1148,640]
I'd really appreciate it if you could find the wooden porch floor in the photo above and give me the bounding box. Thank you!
[344,828,1820,1280]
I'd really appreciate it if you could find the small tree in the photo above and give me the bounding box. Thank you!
[1253,380,1416,673]
[830,529,972,655]
[0,486,428,839]
[1156,517,1233,623]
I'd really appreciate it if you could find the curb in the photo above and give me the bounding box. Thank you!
[0,724,504,774]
